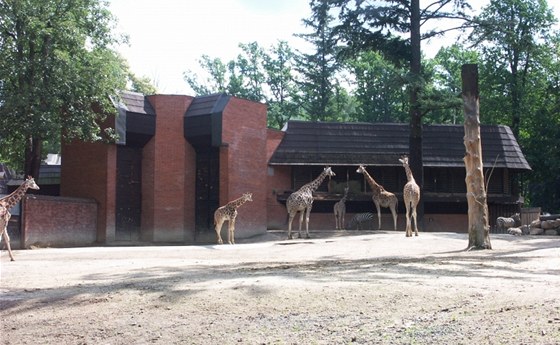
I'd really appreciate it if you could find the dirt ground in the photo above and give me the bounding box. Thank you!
[1,230,560,345]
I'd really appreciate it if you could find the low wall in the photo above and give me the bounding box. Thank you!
[22,195,98,248]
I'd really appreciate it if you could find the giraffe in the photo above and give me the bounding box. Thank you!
[1,176,40,261]
[214,192,252,244]
[356,165,398,231]
[286,167,336,239]
[399,156,420,237]
[333,186,349,230]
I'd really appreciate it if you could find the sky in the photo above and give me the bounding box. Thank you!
[110,0,312,94]
[109,0,560,95]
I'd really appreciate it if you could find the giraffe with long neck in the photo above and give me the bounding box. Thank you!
[356,165,398,230]
[1,176,40,261]
[333,186,349,230]
[214,192,252,244]
[286,167,336,239]
[399,156,420,237]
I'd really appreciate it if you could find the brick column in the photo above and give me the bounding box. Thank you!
[144,95,194,242]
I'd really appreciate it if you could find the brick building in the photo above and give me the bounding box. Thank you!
[59,92,531,245]
[61,92,269,243]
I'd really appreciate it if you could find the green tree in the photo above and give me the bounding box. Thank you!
[423,44,479,124]
[321,0,472,222]
[469,0,557,138]
[263,41,302,128]
[0,0,128,177]
[346,50,408,122]
[515,33,560,212]
[183,55,228,95]
[295,0,341,121]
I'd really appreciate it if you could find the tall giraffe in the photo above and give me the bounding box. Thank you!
[399,156,420,237]
[286,167,336,239]
[1,176,40,261]
[356,165,398,231]
[333,186,349,230]
[214,192,252,244]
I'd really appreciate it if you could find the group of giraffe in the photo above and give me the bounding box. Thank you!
[286,156,421,239]
[1,160,419,256]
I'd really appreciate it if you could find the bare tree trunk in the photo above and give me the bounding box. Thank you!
[462,64,491,250]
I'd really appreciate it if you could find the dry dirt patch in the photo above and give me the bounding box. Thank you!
[1,231,560,344]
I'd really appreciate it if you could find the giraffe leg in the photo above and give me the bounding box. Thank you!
[341,210,345,230]
[404,202,412,237]
[334,210,338,230]
[412,206,419,236]
[298,211,305,238]
[304,207,311,239]
[391,204,398,231]
[288,213,295,239]
[1,223,15,261]
[374,202,381,230]
[228,217,236,244]
[215,219,225,244]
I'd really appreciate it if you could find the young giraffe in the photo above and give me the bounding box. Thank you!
[356,165,398,231]
[214,192,252,244]
[399,156,421,237]
[1,176,40,261]
[333,186,349,230]
[286,167,336,239]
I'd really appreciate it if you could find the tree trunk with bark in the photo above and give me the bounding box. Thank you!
[409,0,424,225]
[462,64,491,250]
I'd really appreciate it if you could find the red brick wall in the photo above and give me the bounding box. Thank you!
[61,138,116,243]
[220,97,268,238]
[146,95,195,242]
[21,195,97,247]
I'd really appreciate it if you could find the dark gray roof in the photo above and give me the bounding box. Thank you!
[269,121,531,171]
[115,91,155,115]
[184,93,230,117]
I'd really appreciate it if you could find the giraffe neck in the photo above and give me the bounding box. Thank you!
[228,196,249,209]
[1,184,29,209]
[341,189,348,202]
[305,170,329,192]
[404,164,416,183]
[362,169,382,195]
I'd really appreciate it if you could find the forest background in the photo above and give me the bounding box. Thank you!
[0,0,559,214]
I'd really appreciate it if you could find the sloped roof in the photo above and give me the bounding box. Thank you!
[269,121,531,171]
[184,93,230,117]
[115,91,155,115]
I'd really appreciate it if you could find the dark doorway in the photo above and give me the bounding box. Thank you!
[116,146,142,241]
[195,148,220,233]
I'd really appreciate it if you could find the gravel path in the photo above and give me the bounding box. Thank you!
[1,231,560,344]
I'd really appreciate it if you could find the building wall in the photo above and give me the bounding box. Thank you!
[21,195,97,247]
[61,138,116,243]
[145,95,195,242]
[219,97,268,238]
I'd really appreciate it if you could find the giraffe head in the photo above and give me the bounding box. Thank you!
[324,167,335,178]
[24,176,40,190]
[242,192,253,202]
[399,155,409,166]
[356,165,366,174]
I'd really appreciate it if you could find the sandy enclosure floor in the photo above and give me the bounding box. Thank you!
[1,231,560,345]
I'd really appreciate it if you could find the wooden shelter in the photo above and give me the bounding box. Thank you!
[267,120,531,231]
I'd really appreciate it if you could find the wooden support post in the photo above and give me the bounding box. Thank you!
[462,64,492,250]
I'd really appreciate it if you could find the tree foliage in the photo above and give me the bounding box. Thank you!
[470,0,557,138]
[0,0,128,176]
